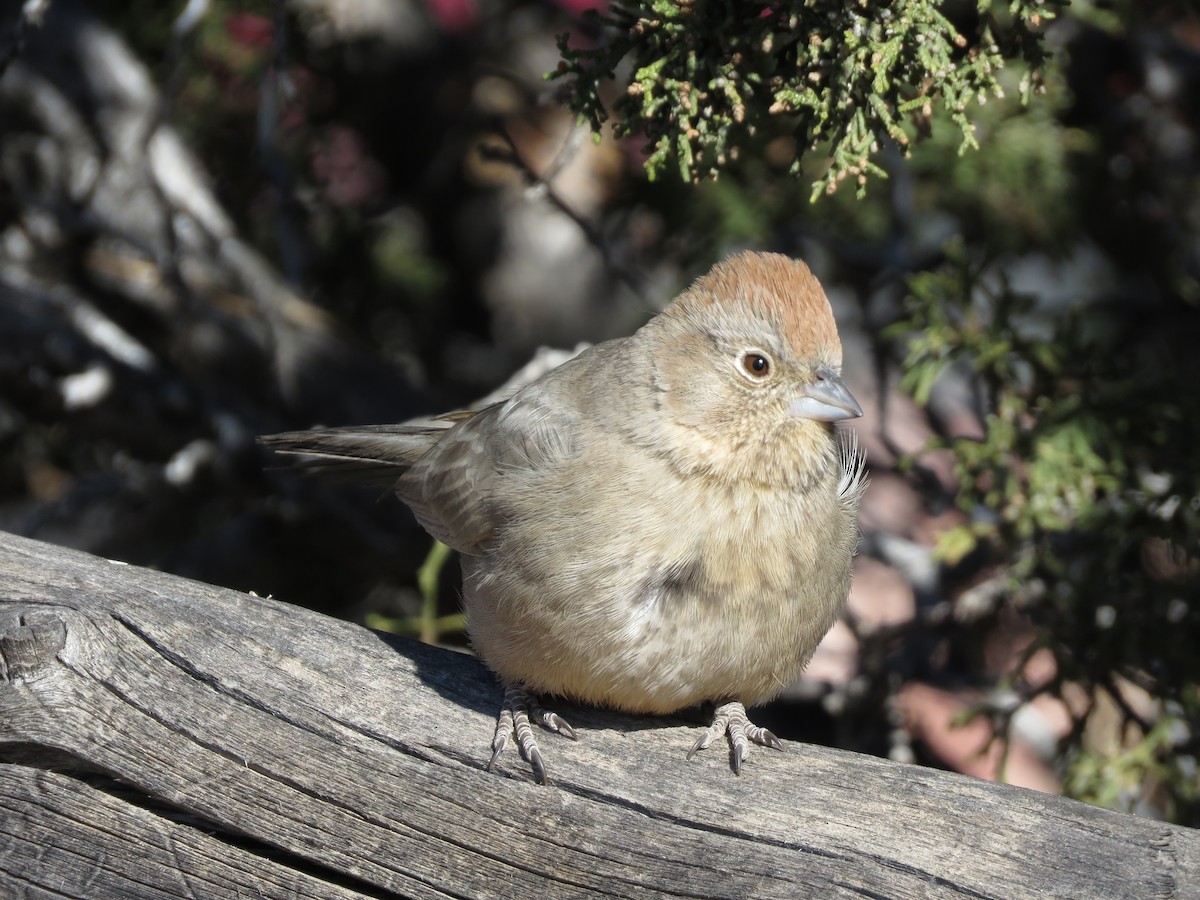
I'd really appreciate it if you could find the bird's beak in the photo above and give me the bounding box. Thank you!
[788,367,863,422]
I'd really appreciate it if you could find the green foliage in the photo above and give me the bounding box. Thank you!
[366,540,466,644]
[1066,693,1199,821]
[889,245,1200,815]
[554,0,1065,199]
[370,216,449,300]
[906,64,1087,252]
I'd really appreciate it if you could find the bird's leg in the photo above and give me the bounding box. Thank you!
[488,683,576,784]
[687,700,784,774]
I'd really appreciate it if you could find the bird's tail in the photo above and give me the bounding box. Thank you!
[258,422,454,483]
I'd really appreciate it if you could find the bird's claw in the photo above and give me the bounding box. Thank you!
[530,697,577,740]
[687,700,783,774]
[489,684,575,784]
[487,704,514,772]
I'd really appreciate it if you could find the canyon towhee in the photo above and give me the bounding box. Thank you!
[261,251,866,783]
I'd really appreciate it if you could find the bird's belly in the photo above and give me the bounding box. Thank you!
[463,502,850,714]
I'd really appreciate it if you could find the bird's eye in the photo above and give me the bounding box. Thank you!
[740,352,772,380]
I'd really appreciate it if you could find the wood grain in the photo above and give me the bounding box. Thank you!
[1,530,1196,898]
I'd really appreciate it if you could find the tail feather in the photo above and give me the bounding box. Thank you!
[258,424,448,482]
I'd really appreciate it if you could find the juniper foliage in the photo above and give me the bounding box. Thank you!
[554,0,1065,199]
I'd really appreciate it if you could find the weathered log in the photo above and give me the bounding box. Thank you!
[1,530,1195,898]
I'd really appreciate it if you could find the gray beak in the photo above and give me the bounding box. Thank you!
[788,366,863,422]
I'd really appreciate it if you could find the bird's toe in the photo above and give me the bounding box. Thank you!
[488,684,575,784]
[688,700,784,773]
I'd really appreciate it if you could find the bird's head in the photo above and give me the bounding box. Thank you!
[637,251,861,490]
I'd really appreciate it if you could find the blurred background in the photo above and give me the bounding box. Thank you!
[0,0,1196,823]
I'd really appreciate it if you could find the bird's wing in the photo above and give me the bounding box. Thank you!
[398,388,582,555]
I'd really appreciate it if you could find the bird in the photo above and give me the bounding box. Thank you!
[260,251,867,783]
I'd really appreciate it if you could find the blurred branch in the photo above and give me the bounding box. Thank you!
[138,0,210,307]
[0,0,50,80]
[257,0,306,290]
[481,123,648,304]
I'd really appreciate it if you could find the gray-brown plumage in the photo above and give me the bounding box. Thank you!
[261,251,867,783]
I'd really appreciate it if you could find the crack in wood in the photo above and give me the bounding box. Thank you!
[108,610,344,743]
[2,763,398,900]
[550,780,996,898]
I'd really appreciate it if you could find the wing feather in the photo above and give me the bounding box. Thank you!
[398,392,581,555]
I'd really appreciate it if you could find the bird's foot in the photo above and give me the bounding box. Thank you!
[488,683,577,784]
[687,700,783,774]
